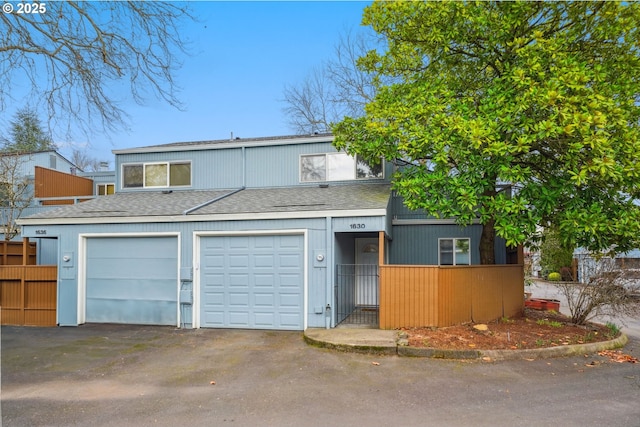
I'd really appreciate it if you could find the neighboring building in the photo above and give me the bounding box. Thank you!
[18,134,512,329]
[574,248,640,284]
[0,151,84,240]
[0,150,116,264]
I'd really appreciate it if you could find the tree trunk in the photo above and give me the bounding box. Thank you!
[479,218,496,265]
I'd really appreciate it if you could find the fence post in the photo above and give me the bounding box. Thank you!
[1,240,6,265]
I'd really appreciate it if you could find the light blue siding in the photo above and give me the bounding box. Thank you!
[85,236,178,325]
[114,139,391,190]
[388,224,507,265]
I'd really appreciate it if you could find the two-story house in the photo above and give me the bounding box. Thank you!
[18,134,520,330]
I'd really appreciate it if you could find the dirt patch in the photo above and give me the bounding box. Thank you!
[400,308,619,350]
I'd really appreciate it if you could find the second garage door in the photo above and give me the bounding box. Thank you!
[85,236,178,325]
[199,234,304,330]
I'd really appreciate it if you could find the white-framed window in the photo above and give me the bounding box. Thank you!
[97,183,115,196]
[439,238,471,265]
[300,152,383,182]
[122,161,191,189]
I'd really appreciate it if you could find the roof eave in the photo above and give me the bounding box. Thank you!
[17,208,387,226]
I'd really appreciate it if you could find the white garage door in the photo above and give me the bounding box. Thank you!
[200,234,304,330]
[85,236,178,325]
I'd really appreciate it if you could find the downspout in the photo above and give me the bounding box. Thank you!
[326,215,333,329]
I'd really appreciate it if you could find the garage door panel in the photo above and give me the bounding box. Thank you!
[88,237,176,259]
[88,258,176,280]
[254,254,274,267]
[229,311,250,325]
[254,312,275,326]
[87,279,176,301]
[229,292,249,306]
[280,273,302,287]
[254,293,274,306]
[254,274,274,287]
[200,234,303,330]
[280,293,301,307]
[86,237,178,325]
[279,254,301,268]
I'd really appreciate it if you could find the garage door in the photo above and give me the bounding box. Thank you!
[85,236,178,325]
[200,234,304,330]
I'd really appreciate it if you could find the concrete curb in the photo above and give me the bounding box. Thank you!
[304,330,629,360]
[303,334,398,356]
[477,333,629,361]
[396,333,628,360]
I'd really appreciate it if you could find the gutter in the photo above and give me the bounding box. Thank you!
[182,187,246,215]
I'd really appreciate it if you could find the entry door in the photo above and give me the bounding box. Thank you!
[355,238,379,306]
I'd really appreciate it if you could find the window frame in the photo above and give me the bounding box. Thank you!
[96,183,115,196]
[438,238,471,266]
[299,152,383,183]
[121,161,192,189]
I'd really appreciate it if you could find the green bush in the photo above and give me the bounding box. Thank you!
[548,272,561,281]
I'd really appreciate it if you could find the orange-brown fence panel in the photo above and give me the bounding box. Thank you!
[438,267,473,326]
[35,166,93,205]
[0,265,57,326]
[379,264,524,329]
[0,240,36,265]
[379,265,439,329]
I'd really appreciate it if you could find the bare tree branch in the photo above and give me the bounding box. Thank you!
[282,29,381,135]
[0,2,193,137]
[0,153,32,240]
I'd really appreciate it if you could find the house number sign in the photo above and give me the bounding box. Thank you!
[349,223,366,229]
[35,229,47,235]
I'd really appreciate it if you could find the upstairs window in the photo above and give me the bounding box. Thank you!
[300,153,383,182]
[439,238,471,265]
[122,161,191,189]
[97,183,115,196]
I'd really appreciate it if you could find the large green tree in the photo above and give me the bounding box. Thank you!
[2,107,56,153]
[333,1,640,264]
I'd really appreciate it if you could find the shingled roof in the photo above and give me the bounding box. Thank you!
[19,183,390,225]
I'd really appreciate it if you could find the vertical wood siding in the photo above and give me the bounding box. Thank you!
[380,265,524,329]
[0,265,57,326]
[35,166,94,204]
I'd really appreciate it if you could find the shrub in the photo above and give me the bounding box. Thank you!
[548,272,561,281]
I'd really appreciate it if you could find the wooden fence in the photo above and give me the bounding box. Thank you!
[1,238,57,326]
[0,240,36,265]
[1,265,57,326]
[379,264,524,329]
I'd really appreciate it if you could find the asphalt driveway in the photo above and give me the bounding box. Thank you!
[2,324,639,427]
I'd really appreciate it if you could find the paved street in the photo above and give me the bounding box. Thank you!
[2,320,639,427]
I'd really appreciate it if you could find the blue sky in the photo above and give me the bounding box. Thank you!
[48,1,372,166]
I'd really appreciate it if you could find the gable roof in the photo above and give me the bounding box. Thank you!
[18,183,390,225]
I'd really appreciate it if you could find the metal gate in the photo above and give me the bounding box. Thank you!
[335,264,379,327]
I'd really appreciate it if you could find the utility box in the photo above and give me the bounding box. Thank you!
[179,289,193,304]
